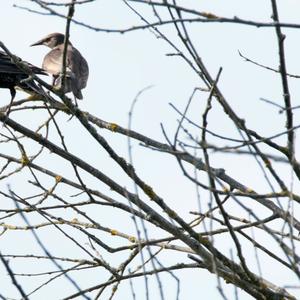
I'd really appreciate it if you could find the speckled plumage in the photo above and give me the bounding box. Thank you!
[0,50,46,100]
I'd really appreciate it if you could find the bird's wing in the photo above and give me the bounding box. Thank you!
[67,47,89,89]
[0,51,46,75]
[0,51,24,74]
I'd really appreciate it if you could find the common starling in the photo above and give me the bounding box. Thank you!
[0,50,46,102]
[31,33,89,100]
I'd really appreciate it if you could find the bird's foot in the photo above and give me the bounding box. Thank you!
[20,75,34,84]
[5,96,15,118]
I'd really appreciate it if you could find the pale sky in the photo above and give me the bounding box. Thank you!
[0,1,300,299]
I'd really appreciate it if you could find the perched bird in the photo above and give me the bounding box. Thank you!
[0,50,47,102]
[31,33,89,100]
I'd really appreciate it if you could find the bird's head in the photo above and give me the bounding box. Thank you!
[30,33,71,49]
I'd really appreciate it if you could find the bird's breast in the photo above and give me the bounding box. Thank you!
[42,50,63,75]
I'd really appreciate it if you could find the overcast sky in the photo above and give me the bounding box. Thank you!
[0,1,300,299]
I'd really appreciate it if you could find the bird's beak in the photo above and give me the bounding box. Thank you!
[30,39,44,47]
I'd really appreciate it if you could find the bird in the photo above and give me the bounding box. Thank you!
[30,33,89,100]
[0,50,47,113]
